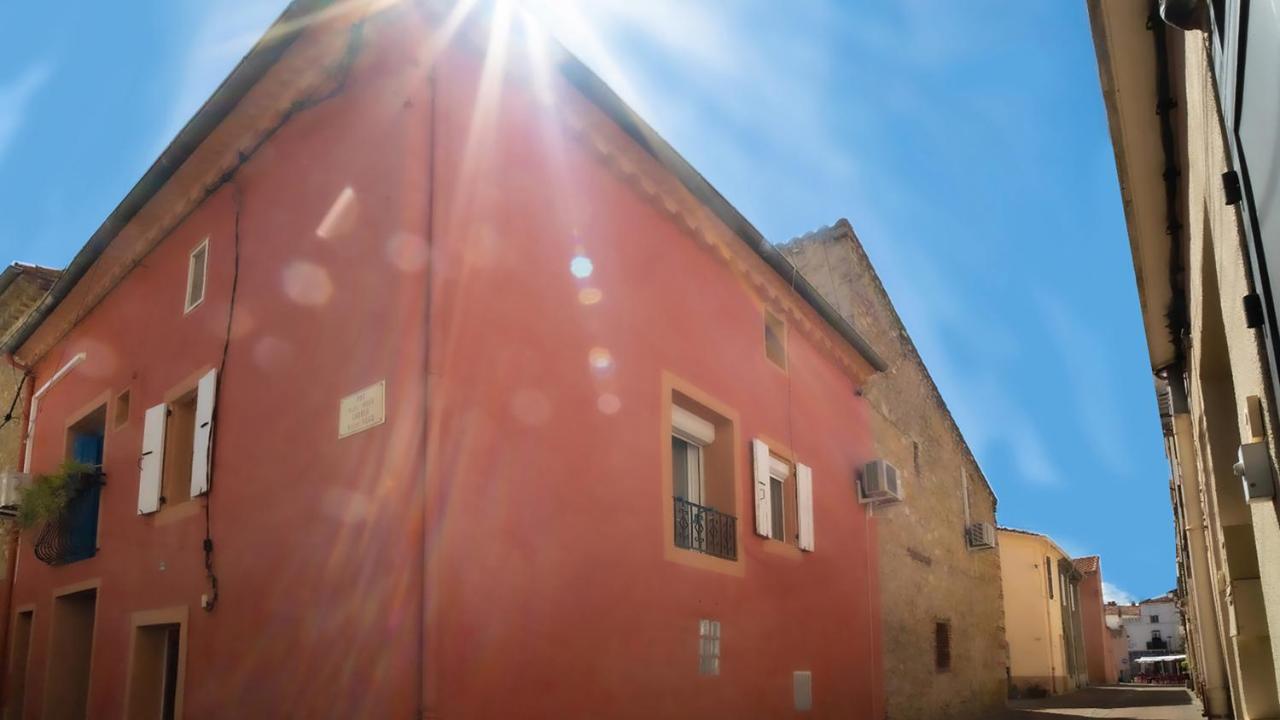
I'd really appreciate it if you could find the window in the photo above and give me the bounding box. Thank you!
[764,310,786,370]
[52,406,105,564]
[185,239,208,313]
[1152,630,1162,640]
[698,620,721,676]
[1150,614,1159,623]
[670,396,735,560]
[751,439,815,551]
[1045,558,1053,599]
[935,621,951,672]
[114,389,131,430]
[768,455,789,541]
[162,390,197,507]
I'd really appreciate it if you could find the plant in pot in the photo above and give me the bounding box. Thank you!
[14,460,98,531]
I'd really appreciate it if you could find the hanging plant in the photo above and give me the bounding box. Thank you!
[15,460,97,530]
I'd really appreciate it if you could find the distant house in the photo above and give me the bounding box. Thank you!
[999,528,1088,695]
[1104,605,1134,682]
[1072,556,1117,684]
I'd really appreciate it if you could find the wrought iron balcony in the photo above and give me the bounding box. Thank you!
[1146,638,1169,651]
[674,497,736,561]
[33,470,104,566]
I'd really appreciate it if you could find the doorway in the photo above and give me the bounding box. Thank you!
[44,588,97,720]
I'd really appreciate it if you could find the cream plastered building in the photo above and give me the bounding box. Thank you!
[998,528,1089,696]
[1089,1,1280,717]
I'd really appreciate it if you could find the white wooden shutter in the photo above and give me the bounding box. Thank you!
[138,403,167,514]
[752,439,772,537]
[796,462,815,552]
[190,369,217,497]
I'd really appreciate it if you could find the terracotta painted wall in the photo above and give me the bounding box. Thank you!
[1077,568,1113,684]
[7,5,884,719]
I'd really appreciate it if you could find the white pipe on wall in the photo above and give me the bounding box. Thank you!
[22,352,86,472]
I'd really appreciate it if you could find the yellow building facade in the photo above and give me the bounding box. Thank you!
[999,528,1088,695]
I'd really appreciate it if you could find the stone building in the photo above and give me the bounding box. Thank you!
[1089,1,1280,716]
[0,264,60,473]
[782,223,1005,719]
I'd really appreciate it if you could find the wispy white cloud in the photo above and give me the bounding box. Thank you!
[157,0,289,156]
[1039,295,1133,475]
[0,63,53,169]
[528,0,863,226]
[866,234,1061,488]
[1103,581,1136,605]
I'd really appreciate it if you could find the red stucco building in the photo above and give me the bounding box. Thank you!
[1073,556,1117,686]
[1,2,890,717]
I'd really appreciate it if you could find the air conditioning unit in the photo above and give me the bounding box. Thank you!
[0,471,31,516]
[859,460,903,504]
[967,522,997,550]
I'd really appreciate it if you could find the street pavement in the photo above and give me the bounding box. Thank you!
[995,684,1203,719]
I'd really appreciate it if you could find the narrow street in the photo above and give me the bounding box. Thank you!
[998,685,1203,719]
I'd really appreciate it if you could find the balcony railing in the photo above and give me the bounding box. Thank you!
[1146,638,1169,651]
[674,497,737,561]
[33,470,104,566]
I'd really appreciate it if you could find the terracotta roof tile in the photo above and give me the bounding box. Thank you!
[1072,556,1100,573]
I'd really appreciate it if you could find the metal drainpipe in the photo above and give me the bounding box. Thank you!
[418,62,440,720]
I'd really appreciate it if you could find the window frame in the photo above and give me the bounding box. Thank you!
[662,375,743,575]
[764,309,787,371]
[671,435,707,507]
[767,455,789,542]
[698,619,721,676]
[184,238,209,314]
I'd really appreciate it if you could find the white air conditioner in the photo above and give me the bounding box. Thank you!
[967,522,997,550]
[858,460,903,504]
[0,471,31,516]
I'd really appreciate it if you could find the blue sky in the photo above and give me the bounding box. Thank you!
[1,1,1170,602]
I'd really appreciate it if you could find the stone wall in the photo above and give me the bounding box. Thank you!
[0,265,59,473]
[782,225,1006,720]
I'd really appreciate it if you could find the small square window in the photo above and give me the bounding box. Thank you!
[698,619,721,676]
[185,240,208,313]
[114,389,131,430]
[1150,615,1159,623]
[764,310,786,370]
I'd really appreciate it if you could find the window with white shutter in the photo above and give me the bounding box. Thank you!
[138,403,167,514]
[190,370,216,497]
[796,462,814,551]
[752,439,772,538]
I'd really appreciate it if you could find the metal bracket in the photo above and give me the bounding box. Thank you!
[1223,170,1243,205]
[1244,293,1265,329]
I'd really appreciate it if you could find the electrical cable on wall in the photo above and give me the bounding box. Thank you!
[0,372,28,431]
[192,19,367,612]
